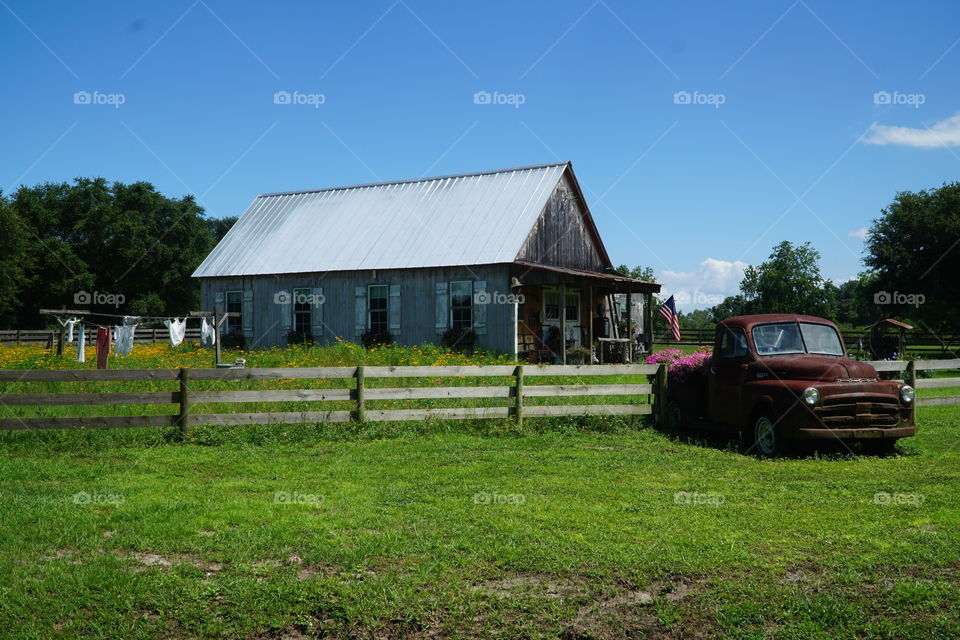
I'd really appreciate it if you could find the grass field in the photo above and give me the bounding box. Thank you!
[1,343,958,639]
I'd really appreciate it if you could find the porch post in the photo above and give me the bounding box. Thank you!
[560,282,567,365]
[626,292,633,363]
[644,292,654,353]
[513,297,519,361]
[588,285,594,364]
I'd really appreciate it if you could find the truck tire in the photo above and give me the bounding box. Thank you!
[747,414,784,457]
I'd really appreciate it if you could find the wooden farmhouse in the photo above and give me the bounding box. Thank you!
[192,162,661,362]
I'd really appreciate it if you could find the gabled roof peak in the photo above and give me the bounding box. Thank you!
[258,162,572,198]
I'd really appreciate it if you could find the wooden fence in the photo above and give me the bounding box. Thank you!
[868,359,960,407]
[0,363,664,432]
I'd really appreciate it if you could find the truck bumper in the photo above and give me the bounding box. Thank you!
[796,426,915,440]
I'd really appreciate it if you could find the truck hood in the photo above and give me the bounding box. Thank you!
[748,356,878,382]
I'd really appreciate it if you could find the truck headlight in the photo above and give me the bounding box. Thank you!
[803,387,820,406]
[900,385,915,404]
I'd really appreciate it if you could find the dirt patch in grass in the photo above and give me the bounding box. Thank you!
[471,573,587,599]
[562,576,707,640]
[123,551,223,576]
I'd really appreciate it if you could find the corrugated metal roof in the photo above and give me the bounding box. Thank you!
[192,162,570,277]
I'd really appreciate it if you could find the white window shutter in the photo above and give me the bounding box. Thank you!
[473,280,487,335]
[355,286,366,336]
[242,290,254,338]
[311,287,324,338]
[435,282,448,334]
[279,290,291,333]
[388,284,401,336]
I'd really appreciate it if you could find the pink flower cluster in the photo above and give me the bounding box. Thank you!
[646,347,713,382]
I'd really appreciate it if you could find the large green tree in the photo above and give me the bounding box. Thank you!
[5,178,219,328]
[865,182,960,331]
[739,241,835,317]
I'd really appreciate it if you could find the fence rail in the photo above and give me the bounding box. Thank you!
[866,358,960,407]
[0,363,663,432]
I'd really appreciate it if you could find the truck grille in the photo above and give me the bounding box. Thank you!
[813,395,900,428]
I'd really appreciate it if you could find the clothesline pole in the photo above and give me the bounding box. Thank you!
[214,308,222,366]
[39,308,90,358]
[190,309,237,367]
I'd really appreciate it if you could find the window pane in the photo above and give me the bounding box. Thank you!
[544,291,559,320]
[800,323,844,355]
[225,291,242,336]
[368,285,389,333]
[752,323,804,355]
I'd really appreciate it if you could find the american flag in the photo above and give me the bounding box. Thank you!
[658,295,681,341]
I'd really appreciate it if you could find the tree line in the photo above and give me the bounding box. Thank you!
[619,181,960,334]
[0,178,236,328]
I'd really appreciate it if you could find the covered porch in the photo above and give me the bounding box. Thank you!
[509,262,661,364]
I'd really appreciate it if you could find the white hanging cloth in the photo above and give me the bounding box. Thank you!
[76,326,85,363]
[200,317,216,347]
[113,322,138,357]
[164,318,187,347]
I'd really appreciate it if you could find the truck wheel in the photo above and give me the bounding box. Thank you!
[666,401,682,429]
[749,414,783,457]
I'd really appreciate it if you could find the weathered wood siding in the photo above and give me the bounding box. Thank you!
[515,173,607,272]
[199,265,515,353]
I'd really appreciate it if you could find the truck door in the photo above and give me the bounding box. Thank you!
[708,327,749,426]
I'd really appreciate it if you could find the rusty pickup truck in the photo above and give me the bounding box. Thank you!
[665,314,916,455]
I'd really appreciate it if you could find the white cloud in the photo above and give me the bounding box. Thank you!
[848,227,869,240]
[659,258,749,310]
[863,111,960,148]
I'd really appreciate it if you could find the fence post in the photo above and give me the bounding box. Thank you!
[15,330,20,345]
[657,363,669,425]
[355,366,366,422]
[178,368,191,437]
[905,359,916,424]
[514,364,524,427]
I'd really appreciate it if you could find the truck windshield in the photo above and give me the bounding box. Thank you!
[799,322,844,355]
[752,322,844,356]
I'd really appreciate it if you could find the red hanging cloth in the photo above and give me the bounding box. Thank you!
[95,327,111,370]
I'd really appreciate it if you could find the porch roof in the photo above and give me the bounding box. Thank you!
[512,261,661,293]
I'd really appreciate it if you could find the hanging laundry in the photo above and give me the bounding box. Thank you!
[164,318,187,347]
[76,325,85,363]
[95,327,111,369]
[113,324,137,357]
[65,318,77,342]
[200,317,216,347]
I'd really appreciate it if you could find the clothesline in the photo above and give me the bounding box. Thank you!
[39,311,218,368]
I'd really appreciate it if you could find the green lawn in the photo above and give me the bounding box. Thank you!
[1,406,958,639]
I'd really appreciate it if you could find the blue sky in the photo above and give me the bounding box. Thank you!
[2,0,958,309]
